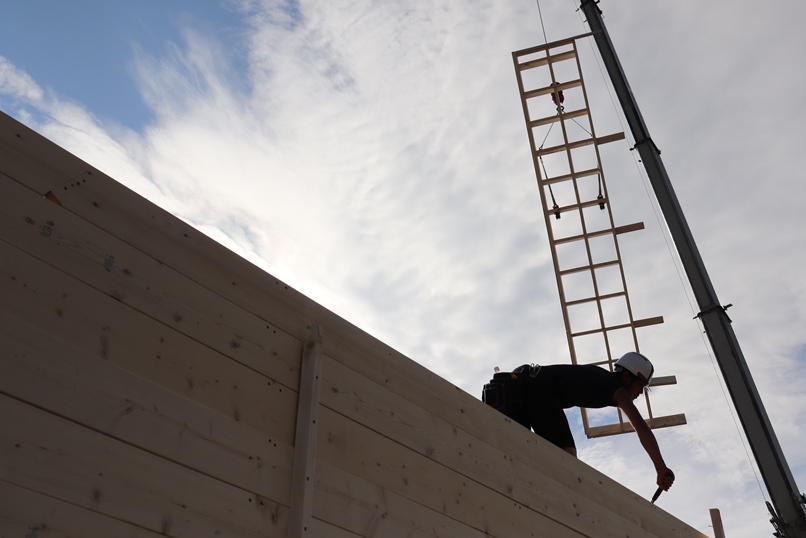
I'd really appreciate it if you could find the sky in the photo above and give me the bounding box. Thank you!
[2,1,805,536]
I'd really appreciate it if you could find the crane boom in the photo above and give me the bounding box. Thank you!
[577,1,806,536]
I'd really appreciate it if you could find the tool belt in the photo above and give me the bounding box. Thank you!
[482,364,539,415]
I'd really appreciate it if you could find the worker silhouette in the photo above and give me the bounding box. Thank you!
[483,352,675,493]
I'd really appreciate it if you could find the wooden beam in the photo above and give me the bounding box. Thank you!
[540,166,600,186]
[571,315,665,338]
[710,508,727,538]
[0,394,288,536]
[559,259,620,277]
[0,311,293,504]
[534,131,624,157]
[314,461,490,538]
[529,107,589,128]
[587,413,688,438]
[552,222,644,247]
[524,79,582,100]
[288,325,324,538]
[565,291,627,307]
[318,407,586,538]
[596,132,626,145]
[544,196,610,217]
[614,222,645,235]
[633,316,664,328]
[0,480,166,538]
[512,31,597,58]
[517,49,577,71]
[0,240,298,444]
[650,375,678,387]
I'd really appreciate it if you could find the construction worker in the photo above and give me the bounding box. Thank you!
[483,352,675,493]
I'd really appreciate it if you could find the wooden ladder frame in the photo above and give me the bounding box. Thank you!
[512,34,686,438]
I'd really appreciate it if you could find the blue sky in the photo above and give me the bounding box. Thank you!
[0,1,246,129]
[2,1,806,536]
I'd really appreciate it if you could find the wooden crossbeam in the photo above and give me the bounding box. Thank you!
[529,107,589,128]
[553,222,645,245]
[535,131,624,157]
[587,413,687,438]
[517,49,577,71]
[565,291,627,307]
[544,197,609,217]
[524,79,582,100]
[570,316,665,338]
[540,166,600,186]
[559,259,620,277]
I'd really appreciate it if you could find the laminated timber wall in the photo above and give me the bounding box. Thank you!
[0,111,708,538]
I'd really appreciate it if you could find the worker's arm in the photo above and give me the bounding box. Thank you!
[613,387,675,490]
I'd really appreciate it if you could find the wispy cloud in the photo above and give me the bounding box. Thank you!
[0,56,44,102]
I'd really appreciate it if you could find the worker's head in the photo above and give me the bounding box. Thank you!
[615,352,654,398]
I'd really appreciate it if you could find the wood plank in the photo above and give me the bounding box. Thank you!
[566,291,627,307]
[0,239,298,446]
[596,132,626,145]
[634,316,665,328]
[588,414,688,438]
[524,79,583,100]
[0,174,303,391]
[534,132,625,157]
[571,315,666,338]
[0,395,288,537]
[288,325,325,538]
[530,107,589,128]
[614,222,646,235]
[0,311,293,504]
[710,508,727,538]
[545,197,612,217]
[0,112,94,194]
[560,259,620,277]
[517,49,578,71]
[0,480,166,538]
[650,375,678,387]
[512,32,596,59]
[307,518,361,538]
[541,167,601,186]
[554,220,629,245]
[314,460,491,538]
[318,407,586,538]
[320,356,701,538]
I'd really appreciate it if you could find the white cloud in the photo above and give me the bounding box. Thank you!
[0,55,44,102]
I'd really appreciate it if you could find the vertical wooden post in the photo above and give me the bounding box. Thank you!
[710,508,726,538]
[287,325,324,538]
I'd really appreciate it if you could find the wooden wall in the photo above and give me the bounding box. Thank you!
[0,111,708,538]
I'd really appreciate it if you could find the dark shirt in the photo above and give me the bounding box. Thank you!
[532,364,624,409]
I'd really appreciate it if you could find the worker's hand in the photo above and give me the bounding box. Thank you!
[656,468,675,491]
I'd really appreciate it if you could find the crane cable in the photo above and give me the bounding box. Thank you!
[536,0,548,44]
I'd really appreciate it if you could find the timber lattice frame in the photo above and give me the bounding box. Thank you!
[512,34,686,438]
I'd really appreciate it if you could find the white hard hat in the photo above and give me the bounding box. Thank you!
[615,352,654,385]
